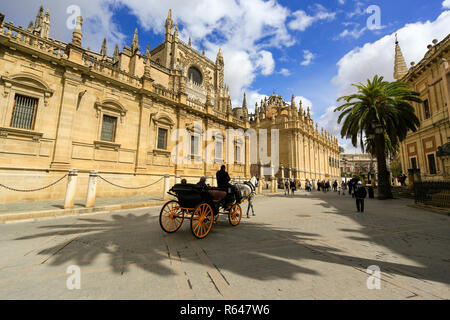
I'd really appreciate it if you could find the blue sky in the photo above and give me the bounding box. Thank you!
[1,0,449,152]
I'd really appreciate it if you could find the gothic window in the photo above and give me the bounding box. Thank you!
[191,134,199,156]
[188,66,203,85]
[10,94,38,130]
[215,140,223,160]
[157,128,168,150]
[101,115,117,142]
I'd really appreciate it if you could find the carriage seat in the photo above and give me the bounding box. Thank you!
[207,187,227,201]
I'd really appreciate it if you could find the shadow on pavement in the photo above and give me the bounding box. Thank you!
[12,192,450,286]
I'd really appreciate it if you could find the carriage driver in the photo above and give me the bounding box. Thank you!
[216,165,231,189]
[216,165,239,205]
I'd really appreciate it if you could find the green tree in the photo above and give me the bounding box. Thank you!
[339,146,345,154]
[335,75,421,199]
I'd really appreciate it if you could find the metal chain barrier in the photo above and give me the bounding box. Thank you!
[98,175,164,190]
[0,174,68,192]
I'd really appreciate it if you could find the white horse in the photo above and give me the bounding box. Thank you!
[234,176,258,218]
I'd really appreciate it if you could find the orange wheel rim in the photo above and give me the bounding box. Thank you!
[160,201,184,232]
[192,203,213,239]
[229,204,242,226]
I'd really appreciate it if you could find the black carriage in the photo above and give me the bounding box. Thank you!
[159,183,242,239]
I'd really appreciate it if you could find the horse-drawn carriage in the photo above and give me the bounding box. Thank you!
[159,177,257,239]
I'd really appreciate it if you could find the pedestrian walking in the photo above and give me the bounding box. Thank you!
[290,179,296,196]
[284,180,290,196]
[354,181,367,213]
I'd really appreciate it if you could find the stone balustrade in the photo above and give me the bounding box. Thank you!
[1,22,67,58]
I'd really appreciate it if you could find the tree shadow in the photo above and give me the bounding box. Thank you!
[266,192,450,286]
[11,193,450,286]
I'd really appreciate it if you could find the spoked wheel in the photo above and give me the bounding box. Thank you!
[159,200,184,233]
[191,203,214,239]
[229,204,242,226]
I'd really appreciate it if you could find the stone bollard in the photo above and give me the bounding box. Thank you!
[64,170,78,209]
[212,176,217,187]
[175,175,180,185]
[85,171,98,208]
[163,174,171,201]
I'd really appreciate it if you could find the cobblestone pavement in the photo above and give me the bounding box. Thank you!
[0,190,449,299]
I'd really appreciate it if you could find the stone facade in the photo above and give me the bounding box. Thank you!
[249,94,340,187]
[0,8,251,203]
[395,35,450,181]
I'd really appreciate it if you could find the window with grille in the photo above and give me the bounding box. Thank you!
[101,115,117,142]
[423,99,430,119]
[10,94,39,130]
[157,128,168,150]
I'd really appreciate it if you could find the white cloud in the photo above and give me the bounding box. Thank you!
[0,0,296,106]
[279,68,291,76]
[255,50,275,76]
[332,11,450,97]
[443,0,450,9]
[336,26,367,40]
[301,50,316,66]
[321,10,450,151]
[288,5,336,31]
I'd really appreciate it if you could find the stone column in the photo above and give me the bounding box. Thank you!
[135,98,152,172]
[85,171,98,208]
[175,175,181,185]
[64,170,78,209]
[51,73,83,169]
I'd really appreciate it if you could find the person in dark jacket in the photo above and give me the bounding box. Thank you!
[354,181,367,213]
[197,176,208,188]
[290,179,296,196]
[216,165,231,189]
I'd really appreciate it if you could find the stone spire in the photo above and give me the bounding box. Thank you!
[100,38,107,57]
[165,9,173,39]
[307,106,311,119]
[242,93,248,118]
[188,37,192,47]
[35,5,44,30]
[394,34,408,80]
[242,92,247,109]
[299,100,303,115]
[131,28,140,54]
[42,9,50,38]
[28,21,34,32]
[145,43,151,60]
[174,23,179,40]
[113,44,119,63]
[291,94,296,109]
[71,16,83,47]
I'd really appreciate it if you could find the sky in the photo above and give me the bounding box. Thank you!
[1,0,449,152]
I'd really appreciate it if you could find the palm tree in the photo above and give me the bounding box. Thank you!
[335,75,421,199]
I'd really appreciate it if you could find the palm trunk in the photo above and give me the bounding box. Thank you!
[374,133,393,200]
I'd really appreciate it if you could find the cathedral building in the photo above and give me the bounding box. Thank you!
[0,7,251,203]
[249,94,340,187]
[395,35,450,180]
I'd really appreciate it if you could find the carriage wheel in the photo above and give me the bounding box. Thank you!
[229,204,242,226]
[191,203,214,239]
[159,200,184,233]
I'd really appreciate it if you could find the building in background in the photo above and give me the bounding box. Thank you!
[249,94,340,187]
[0,7,251,203]
[340,153,378,183]
[395,34,450,181]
